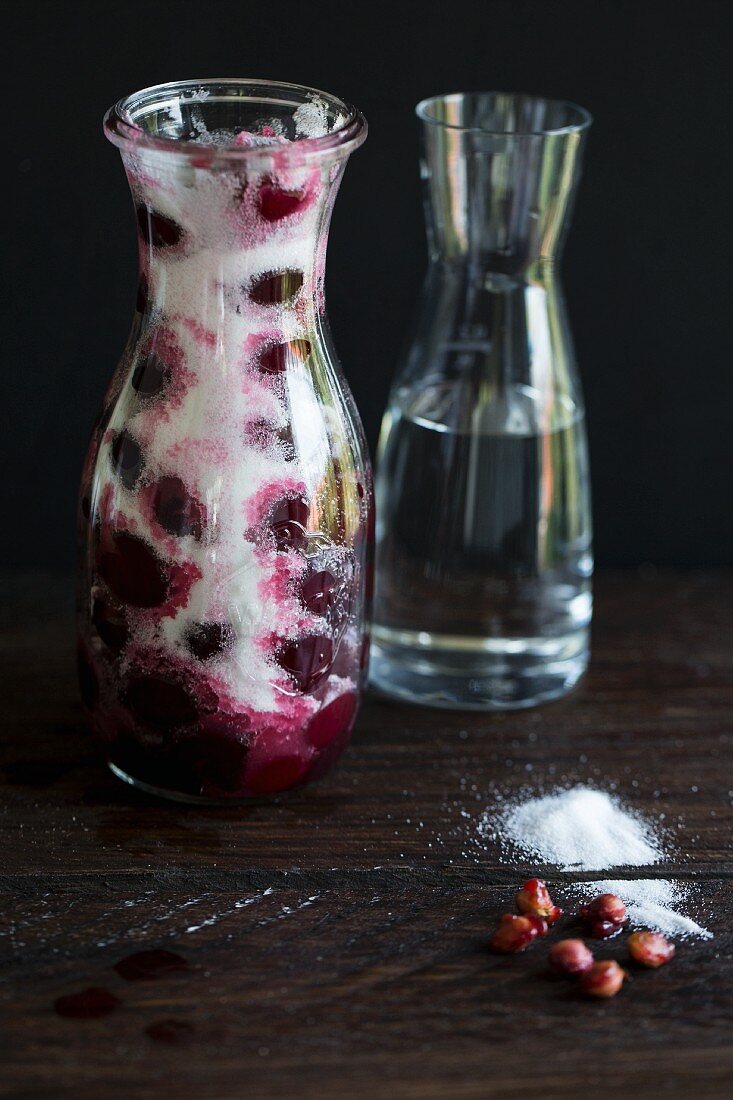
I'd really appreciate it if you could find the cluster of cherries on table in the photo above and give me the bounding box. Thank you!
[490,879,676,998]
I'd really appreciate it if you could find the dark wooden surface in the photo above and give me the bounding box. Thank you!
[0,571,731,1098]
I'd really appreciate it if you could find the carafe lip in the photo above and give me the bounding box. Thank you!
[416,91,592,137]
[104,77,367,162]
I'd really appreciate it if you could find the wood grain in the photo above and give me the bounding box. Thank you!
[0,571,731,1098]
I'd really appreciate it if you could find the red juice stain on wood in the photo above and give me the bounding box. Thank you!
[114,949,189,981]
[145,1019,195,1043]
[54,988,121,1019]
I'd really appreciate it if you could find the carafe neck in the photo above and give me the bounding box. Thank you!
[126,150,345,330]
[419,96,589,277]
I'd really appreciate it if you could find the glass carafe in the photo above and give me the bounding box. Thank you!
[78,79,371,801]
[372,93,592,710]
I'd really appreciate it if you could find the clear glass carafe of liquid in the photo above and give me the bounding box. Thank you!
[372,93,593,710]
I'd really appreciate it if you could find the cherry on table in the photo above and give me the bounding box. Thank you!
[627,930,676,968]
[548,939,594,976]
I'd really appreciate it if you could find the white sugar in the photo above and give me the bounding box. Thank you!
[475,784,713,940]
[293,97,331,139]
[482,786,664,871]
[569,879,712,940]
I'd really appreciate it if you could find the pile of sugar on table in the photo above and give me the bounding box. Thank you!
[477,786,711,939]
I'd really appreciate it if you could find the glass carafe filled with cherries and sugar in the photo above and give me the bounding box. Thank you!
[78,79,371,801]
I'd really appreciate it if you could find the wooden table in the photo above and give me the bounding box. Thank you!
[1,571,731,1098]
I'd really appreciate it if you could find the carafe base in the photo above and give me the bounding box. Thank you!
[369,626,589,711]
[106,759,342,806]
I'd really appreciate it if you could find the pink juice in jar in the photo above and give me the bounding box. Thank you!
[77,80,371,801]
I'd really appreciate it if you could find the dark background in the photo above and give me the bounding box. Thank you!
[5,0,732,569]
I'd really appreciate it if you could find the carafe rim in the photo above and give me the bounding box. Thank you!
[104,77,367,163]
[416,91,592,137]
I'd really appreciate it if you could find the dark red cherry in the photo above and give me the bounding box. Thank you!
[110,431,144,490]
[54,988,121,1019]
[244,418,295,459]
[276,634,333,692]
[258,339,311,374]
[274,424,297,461]
[136,205,183,248]
[91,595,128,652]
[244,417,275,448]
[146,1019,195,1044]
[249,270,303,306]
[97,531,168,607]
[114,949,189,981]
[131,353,168,398]
[257,182,307,222]
[300,570,337,616]
[178,732,250,794]
[77,647,99,710]
[307,691,358,749]
[245,754,310,795]
[126,674,199,728]
[185,622,234,662]
[152,476,204,540]
[269,496,309,552]
[305,725,351,783]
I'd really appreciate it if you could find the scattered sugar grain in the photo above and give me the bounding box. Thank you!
[570,879,712,940]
